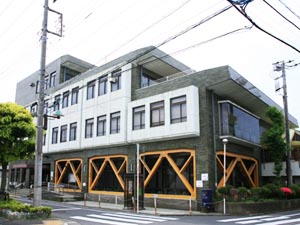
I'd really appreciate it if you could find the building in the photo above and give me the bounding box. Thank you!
[13,46,298,207]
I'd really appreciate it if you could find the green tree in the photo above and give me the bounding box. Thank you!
[0,102,36,191]
[261,106,285,183]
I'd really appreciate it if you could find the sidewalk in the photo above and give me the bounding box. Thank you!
[66,200,219,216]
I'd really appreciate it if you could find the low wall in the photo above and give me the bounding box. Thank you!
[215,199,300,215]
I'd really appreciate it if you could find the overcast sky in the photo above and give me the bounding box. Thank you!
[0,0,300,124]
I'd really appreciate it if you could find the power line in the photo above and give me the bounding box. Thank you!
[262,0,300,31]
[97,0,192,65]
[227,0,300,54]
[278,0,300,21]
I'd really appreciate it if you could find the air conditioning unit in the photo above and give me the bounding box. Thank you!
[108,77,117,83]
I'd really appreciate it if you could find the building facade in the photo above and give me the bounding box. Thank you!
[13,46,298,205]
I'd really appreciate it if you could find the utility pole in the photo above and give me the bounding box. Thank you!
[273,61,292,186]
[34,0,62,206]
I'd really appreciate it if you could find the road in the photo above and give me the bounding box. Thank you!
[2,198,300,225]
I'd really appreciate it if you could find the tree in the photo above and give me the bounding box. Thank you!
[0,102,36,191]
[261,106,285,183]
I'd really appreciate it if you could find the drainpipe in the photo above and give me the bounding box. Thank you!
[211,91,217,190]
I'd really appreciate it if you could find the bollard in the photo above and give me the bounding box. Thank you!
[115,195,118,205]
[154,196,157,215]
[189,198,192,215]
[132,196,136,211]
[84,193,87,206]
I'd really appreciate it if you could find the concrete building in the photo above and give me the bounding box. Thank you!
[13,46,298,207]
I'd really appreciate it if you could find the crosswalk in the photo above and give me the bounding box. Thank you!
[217,213,300,225]
[71,212,178,225]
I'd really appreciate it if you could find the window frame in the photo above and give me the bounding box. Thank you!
[85,118,94,138]
[60,124,68,143]
[110,111,120,134]
[69,122,77,141]
[170,95,187,124]
[87,80,96,100]
[150,100,165,127]
[111,69,121,92]
[98,75,108,96]
[52,127,59,144]
[133,105,145,130]
[97,115,106,136]
[62,91,70,109]
[71,86,79,105]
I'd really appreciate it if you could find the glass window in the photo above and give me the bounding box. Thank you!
[87,80,96,100]
[50,72,56,87]
[111,69,121,92]
[43,100,49,114]
[60,125,67,143]
[69,122,77,141]
[52,127,58,144]
[110,112,120,134]
[98,75,108,96]
[97,115,106,136]
[71,87,79,105]
[43,134,46,146]
[171,96,187,124]
[62,91,69,108]
[141,73,157,87]
[62,67,80,82]
[219,102,260,144]
[133,106,145,130]
[45,75,49,90]
[85,118,94,138]
[35,81,40,94]
[150,101,164,127]
[54,95,61,111]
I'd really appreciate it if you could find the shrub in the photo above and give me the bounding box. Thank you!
[289,184,300,198]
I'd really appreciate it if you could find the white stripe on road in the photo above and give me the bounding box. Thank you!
[89,214,153,224]
[217,215,271,222]
[105,212,178,221]
[235,216,290,224]
[71,216,137,225]
[256,218,300,225]
[52,207,82,211]
[103,213,166,222]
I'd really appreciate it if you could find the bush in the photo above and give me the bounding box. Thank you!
[289,184,300,198]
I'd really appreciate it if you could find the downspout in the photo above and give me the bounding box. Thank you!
[211,91,217,190]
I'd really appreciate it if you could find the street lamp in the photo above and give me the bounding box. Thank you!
[222,138,228,215]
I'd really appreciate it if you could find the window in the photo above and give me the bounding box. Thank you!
[60,125,67,142]
[35,80,40,94]
[98,75,108,96]
[30,103,37,114]
[171,96,187,124]
[62,91,69,108]
[62,67,80,82]
[97,115,106,136]
[50,72,56,87]
[45,75,49,90]
[219,101,260,144]
[87,80,96,99]
[54,95,61,111]
[150,101,164,127]
[69,122,77,141]
[43,100,49,114]
[110,112,120,134]
[43,134,46,146]
[85,118,94,138]
[111,69,121,92]
[52,127,58,144]
[141,73,157,87]
[133,106,145,130]
[71,87,79,105]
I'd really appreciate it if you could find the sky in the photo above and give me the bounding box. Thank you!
[0,0,300,125]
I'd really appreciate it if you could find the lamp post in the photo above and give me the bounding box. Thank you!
[222,138,228,215]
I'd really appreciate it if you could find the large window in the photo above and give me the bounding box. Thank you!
[52,127,59,144]
[62,91,69,108]
[85,118,94,138]
[69,122,77,141]
[141,73,157,87]
[150,101,164,127]
[111,69,121,92]
[62,67,80,82]
[171,96,187,124]
[60,125,67,143]
[98,75,107,96]
[97,115,106,136]
[219,101,260,144]
[110,112,120,134]
[133,106,145,130]
[87,80,96,100]
[71,87,79,105]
